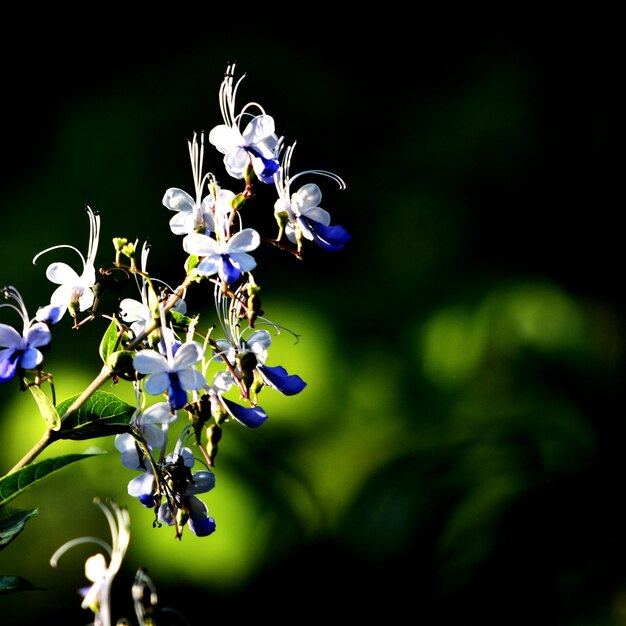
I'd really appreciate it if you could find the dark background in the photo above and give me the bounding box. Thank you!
[1,13,625,626]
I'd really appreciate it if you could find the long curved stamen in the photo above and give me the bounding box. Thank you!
[188,132,213,208]
[0,286,30,332]
[219,64,245,129]
[289,169,346,190]
[32,244,86,268]
[86,206,101,265]
[279,142,346,192]
[235,101,268,129]
[50,536,112,568]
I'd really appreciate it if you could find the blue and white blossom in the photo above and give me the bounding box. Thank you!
[163,132,229,237]
[0,286,51,383]
[133,339,206,411]
[115,387,177,507]
[157,429,216,537]
[274,143,350,252]
[183,228,260,284]
[209,64,281,184]
[33,206,101,323]
[207,370,268,428]
[212,282,306,400]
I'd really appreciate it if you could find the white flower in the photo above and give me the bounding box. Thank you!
[183,228,260,284]
[208,64,281,184]
[50,498,130,626]
[134,341,206,410]
[33,206,101,323]
[163,132,232,236]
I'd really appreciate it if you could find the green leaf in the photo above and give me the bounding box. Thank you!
[185,254,200,273]
[0,576,43,594]
[0,506,38,550]
[56,390,135,440]
[170,310,194,333]
[99,317,123,364]
[0,452,104,507]
[28,384,60,431]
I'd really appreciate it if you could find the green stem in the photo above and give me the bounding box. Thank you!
[5,273,196,475]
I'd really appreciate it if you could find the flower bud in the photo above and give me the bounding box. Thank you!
[206,423,222,466]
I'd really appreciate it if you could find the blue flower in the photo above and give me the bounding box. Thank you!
[215,328,306,400]
[0,286,51,383]
[133,341,207,410]
[209,64,281,184]
[163,133,234,237]
[258,364,306,396]
[115,397,177,508]
[157,443,216,538]
[274,143,350,252]
[33,206,101,324]
[183,228,261,285]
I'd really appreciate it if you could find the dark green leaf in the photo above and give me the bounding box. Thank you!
[0,506,38,550]
[56,391,135,440]
[0,576,43,594]
[0,453,104,507]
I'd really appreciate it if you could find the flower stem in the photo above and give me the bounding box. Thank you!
[4,275,196,476]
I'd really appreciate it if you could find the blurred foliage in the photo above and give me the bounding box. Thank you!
[1,13,625,626]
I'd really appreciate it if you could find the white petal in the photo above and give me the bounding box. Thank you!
[0,324,22,348]
[183,233,219,256]
[173,342,203,368]
[294,184,322,211]
[119,299,150,323]
[163,188,194,213]
[142,401,177,424]
[227,228,260,253]
[84,553,107,583]
[178,368,206,391]
[134,350,168,374]
[144,372,170,395]
[224,148,249,178]
[301,206,331,225]
[46,262,80,285]
[208,125,241,152]
[242,115,275,143]
[229,252,257,273]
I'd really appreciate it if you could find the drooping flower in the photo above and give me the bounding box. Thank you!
[212,282,305,401]
[274,143,350,252]
[0,286,51,383]
[207,370,268,428]
[33,206,101,324]
[133,339,206,411]
[115,386,178,508]
[215,328,306,398]
[50,498,131,626]
[157,428,216,537]
[209,63,281,184]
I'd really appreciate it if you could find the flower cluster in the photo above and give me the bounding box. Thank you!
[1,63,349,543]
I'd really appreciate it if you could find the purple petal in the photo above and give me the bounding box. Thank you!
[302,217,351,251]
[259,364,306,396]
[223,398,268,428]
[0,350,20,383]
[219,255,241,284]
[168,373,188,410]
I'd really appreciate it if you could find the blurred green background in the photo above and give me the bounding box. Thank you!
[1,14,625,626]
